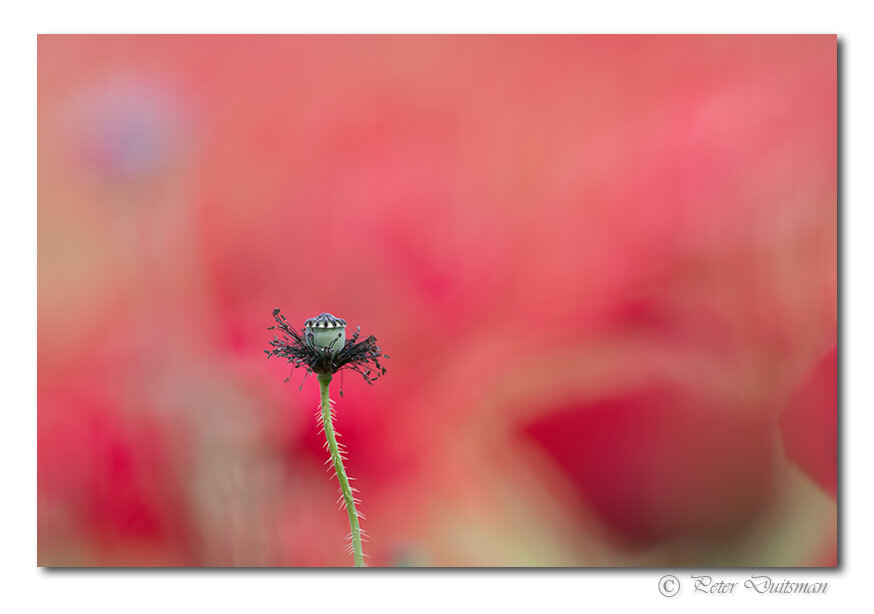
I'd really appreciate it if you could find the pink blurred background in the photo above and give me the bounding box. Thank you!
[37,35,837,567]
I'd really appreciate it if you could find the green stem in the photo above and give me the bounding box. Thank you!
[318,373,365,567]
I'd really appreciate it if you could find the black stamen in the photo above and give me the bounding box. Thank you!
[266,309,389,383]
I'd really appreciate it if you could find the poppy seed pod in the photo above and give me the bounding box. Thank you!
[305,313,347,355]
[267,308,387,383]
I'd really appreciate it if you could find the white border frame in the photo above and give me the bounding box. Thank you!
[5,2,870,613]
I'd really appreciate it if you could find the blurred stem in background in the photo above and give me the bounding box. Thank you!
[318,373,365,567]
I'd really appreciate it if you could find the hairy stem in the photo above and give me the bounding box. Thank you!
[318,373,365,567]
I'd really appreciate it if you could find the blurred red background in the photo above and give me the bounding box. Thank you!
[37,34,837,566]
